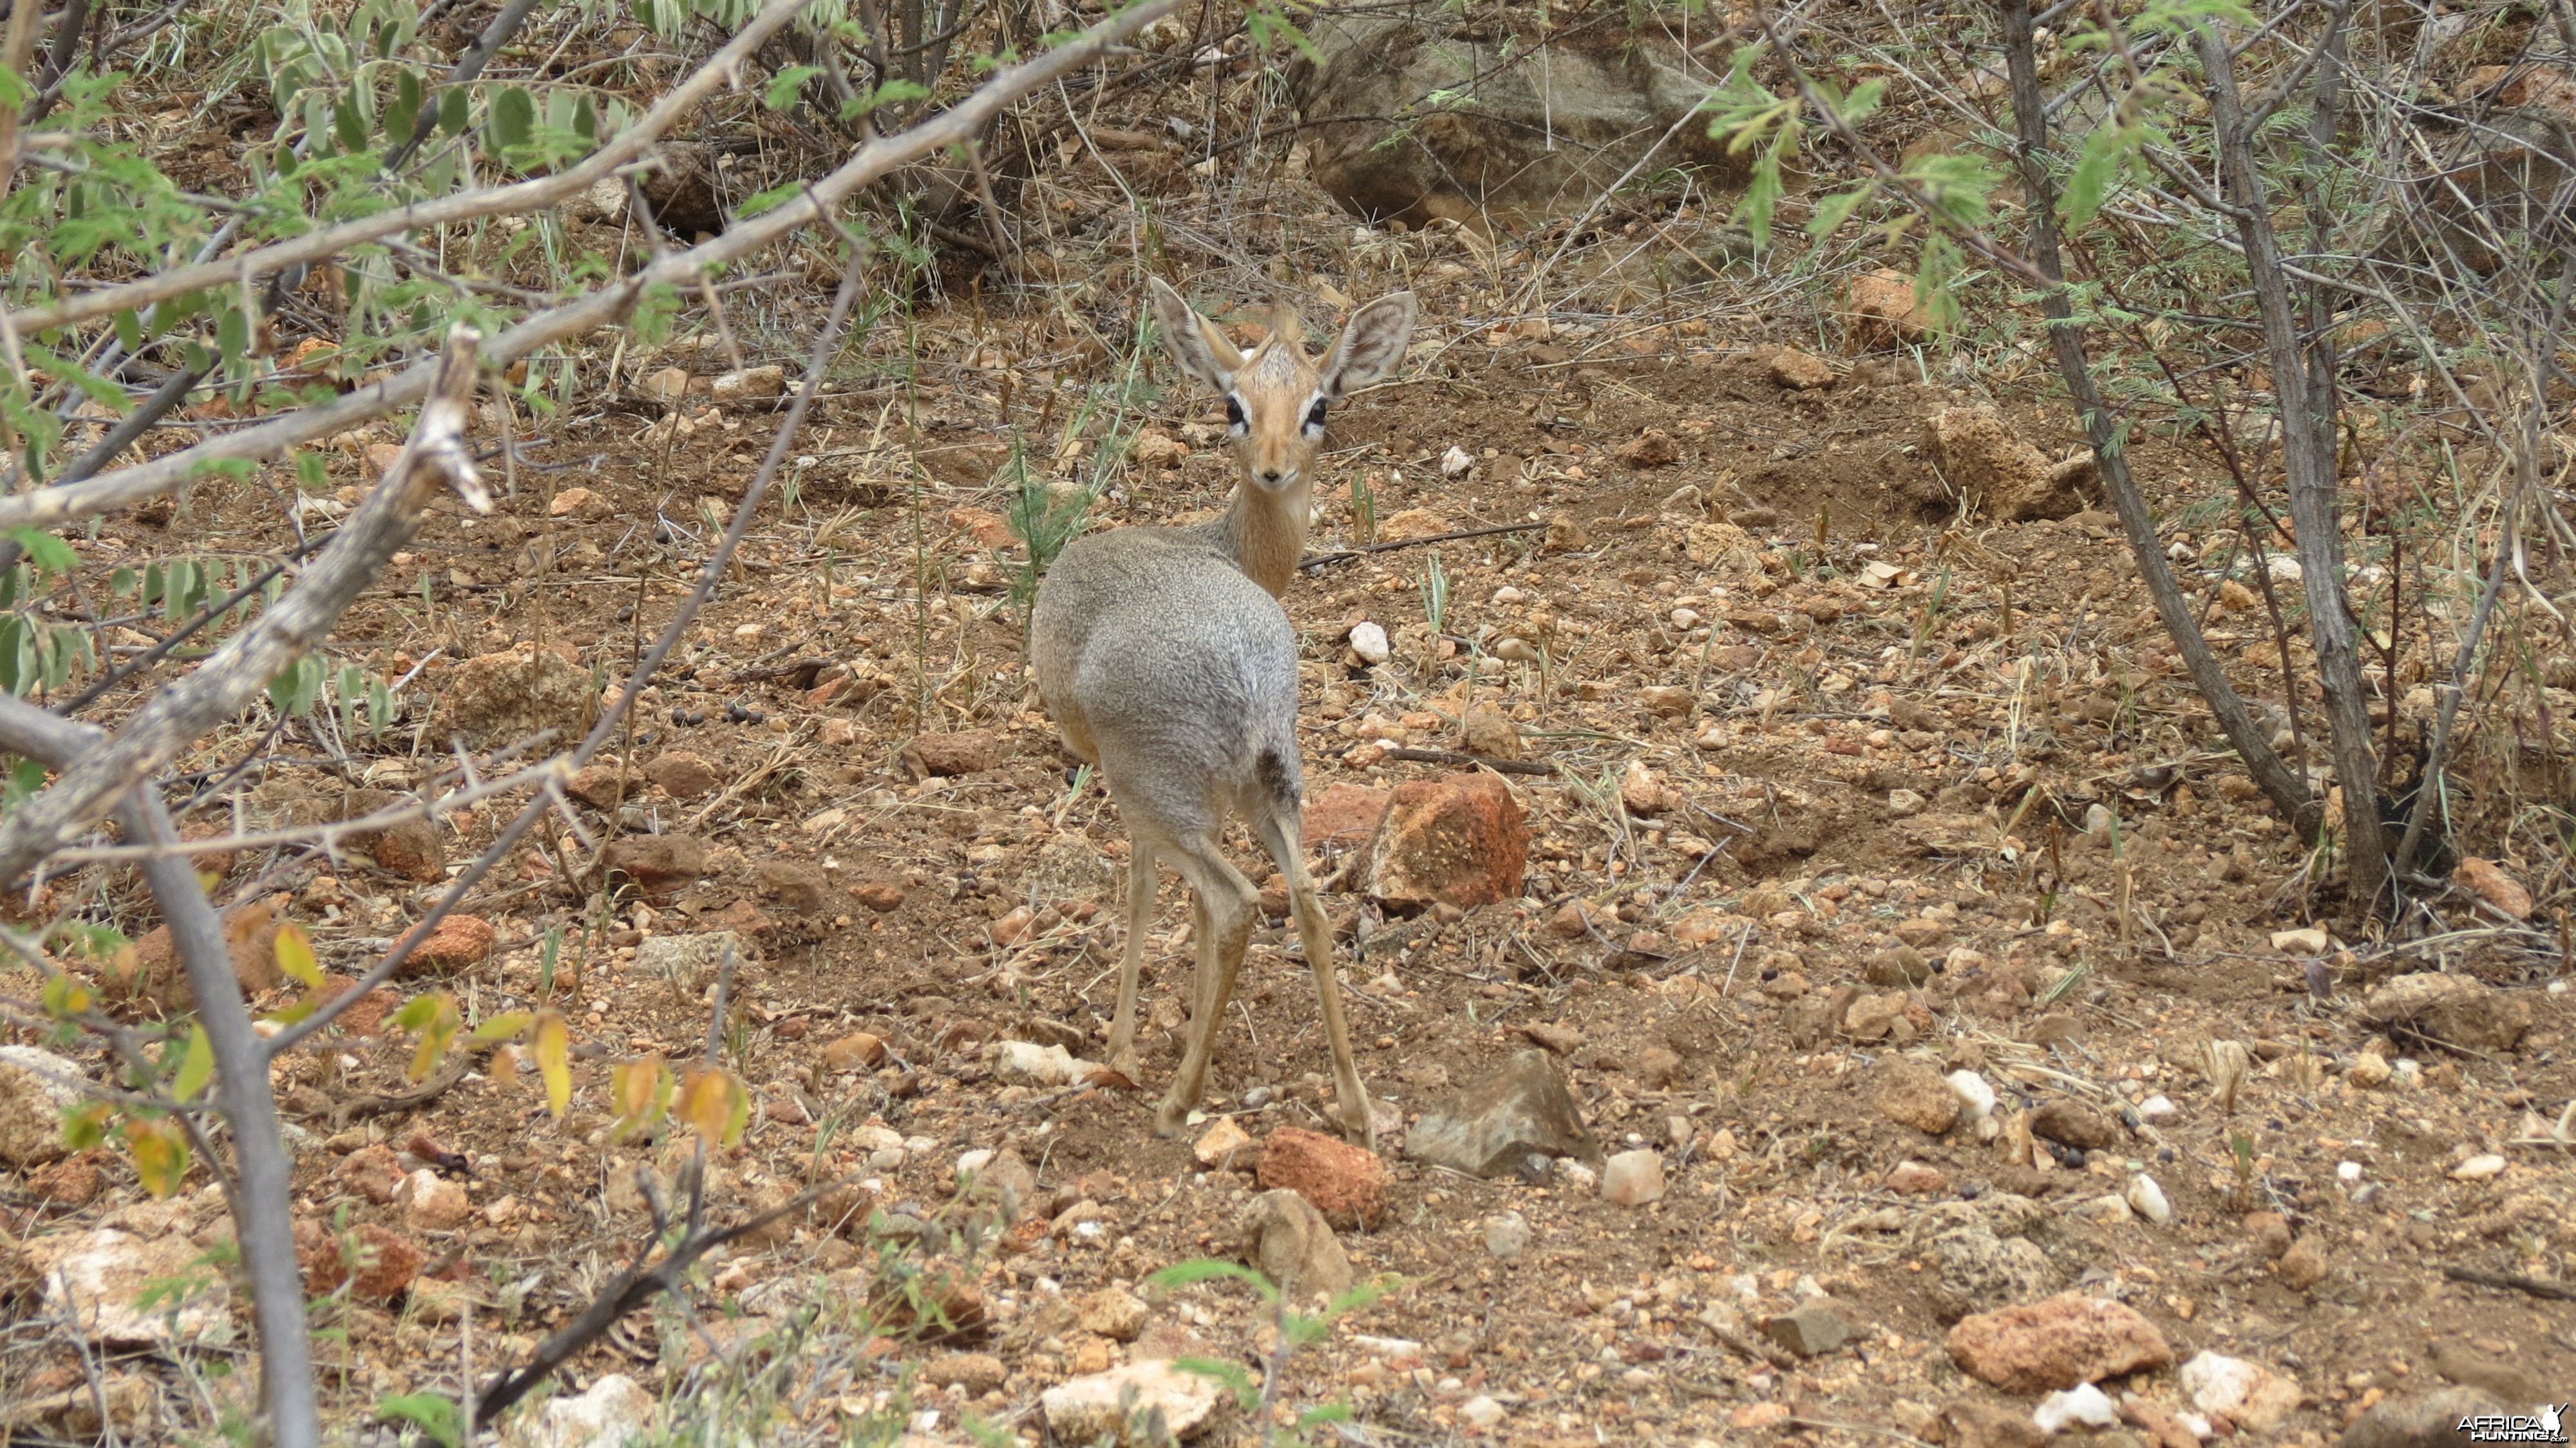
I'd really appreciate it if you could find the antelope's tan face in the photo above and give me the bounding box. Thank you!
[1146,278,1418,494]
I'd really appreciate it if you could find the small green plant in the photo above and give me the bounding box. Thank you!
[1351,472,1378,546]
[1003,435,1097,627]
[1907,566,1952,668]
[1148,1259,1399,1447]
[1417,550,1449,671]
[2229,1130,2257,1214]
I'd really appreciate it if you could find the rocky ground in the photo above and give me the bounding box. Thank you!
[2,56,2574,1448]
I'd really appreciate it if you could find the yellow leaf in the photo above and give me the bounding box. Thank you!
[262,996,319,1025]
[171,1023,213,1102]
[41,973,90,1018]
[534,1009,571,1118]
[609,1054,668,1140]
[468,1010,535,1045]
[402,991,459,1085]
[679,1067,748,1147]
[273,921,323,989]
[124,1117,189,1199]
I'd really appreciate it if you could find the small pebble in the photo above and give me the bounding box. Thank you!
[1947,1070,1997,1121]
[2034,1382,2118,1434]
[1601,1150,1665,1206]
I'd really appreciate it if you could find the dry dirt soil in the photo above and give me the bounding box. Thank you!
[4,268,2573,1448]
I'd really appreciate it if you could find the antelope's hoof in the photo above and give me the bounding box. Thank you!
[1343,1112,1379,1154]
[1151,1098,1190,1139]
[1107,1045,1144,1084]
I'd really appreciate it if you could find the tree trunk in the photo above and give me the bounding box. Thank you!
[2193,20,2390,908]
[1999,0,2315,830]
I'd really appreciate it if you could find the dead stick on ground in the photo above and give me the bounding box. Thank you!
[1372,747,1556,777]
[321,1059,473,1129]
[2442,1265,2576,1301]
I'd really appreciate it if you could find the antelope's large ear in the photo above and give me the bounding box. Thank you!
[1318,291,1417,399]
[1146,277,1244,392]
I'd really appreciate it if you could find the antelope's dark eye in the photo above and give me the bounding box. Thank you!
[1305,399,1327,429]
[1224,396,1246,428]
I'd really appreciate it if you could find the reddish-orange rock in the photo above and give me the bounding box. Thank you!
[1946,1293,2173,1393]
[124,894,285,1011]
[850,882,906,913]
[1304,783,1391,848]
[1363,772,1528,912]
[1257,1127,1384,1229]
[301,1221,423,1303]
[393,914,494,975]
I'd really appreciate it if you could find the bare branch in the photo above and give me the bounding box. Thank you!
[0,0,1185,537]
[44,756,567,865]
[267,195,876,1055]
[0,330,489,886]
[0,696,318,1448]
[0,0,814,340]
[113,792,321,1448]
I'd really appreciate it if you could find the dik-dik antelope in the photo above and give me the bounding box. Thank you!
[1030,277,1417,1144]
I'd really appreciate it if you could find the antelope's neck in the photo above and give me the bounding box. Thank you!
[1215,477,1312,599]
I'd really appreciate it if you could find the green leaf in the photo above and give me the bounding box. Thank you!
[1804,183,1873,238]
[62,1099,111,1150]
[113,309,142,354]
[1734,143,1785,247]
[735,180,801,219]
[6,528,77,576]
[0,616,23,697]
[1170,1357,1260,1411]
[216,308,249,371]
[171,1023,214,1102]
[763,65,824,111]
[1146,1259,1278,1300]
[267,663,301,718]
[334,95,368,154]
[389,66,423,140]
[375,1394,463,1448]
[437,85,469,137]
[2061,120,2140,230]
[1245,6,1324,64]
[839,78,929,120]
[490,86,535,153]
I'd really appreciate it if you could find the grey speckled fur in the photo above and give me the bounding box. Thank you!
[1032,523,1303,841]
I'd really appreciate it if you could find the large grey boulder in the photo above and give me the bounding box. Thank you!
[1287,16,1744,231]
